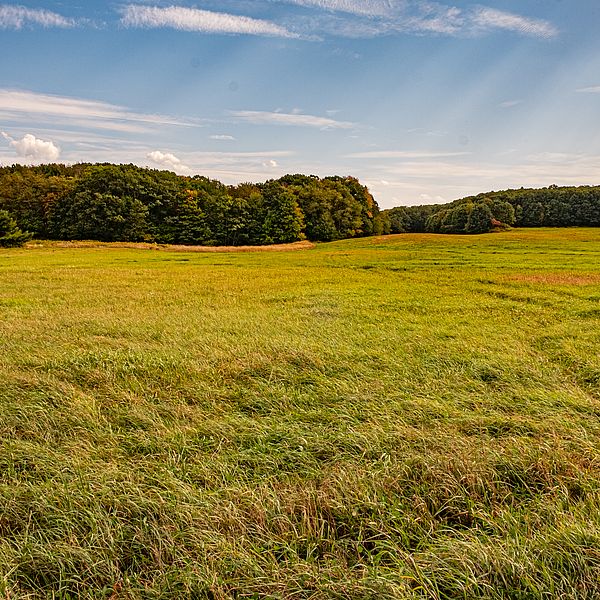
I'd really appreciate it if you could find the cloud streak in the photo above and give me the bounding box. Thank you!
[498,99,523,109]
[230,110,355,129]
[0,2,557,40]
[120,5,299,38]
[0,4,74,29]
[0,89,203,134]
[277,0,395,17]
[277,1,557,39]
[576,86,600,94]
[471,7,557,39]
[346,150,470,159]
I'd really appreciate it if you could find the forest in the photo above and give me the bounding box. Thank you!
[0,164,383,247]
[383,184,600,234]
[1,163,600,247]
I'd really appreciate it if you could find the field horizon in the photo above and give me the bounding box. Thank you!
[1,228,599,599]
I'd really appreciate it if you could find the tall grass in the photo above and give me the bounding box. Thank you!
[1,228,599,598]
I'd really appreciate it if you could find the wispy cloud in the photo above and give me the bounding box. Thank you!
[471,7,557,39]
[498,99,523,109]
[576,86,600,94]
[210,134,236,140]
[0,89,203,134]
[230,110,355,129]
[355,152,600,207]
[346,150,470,159]
[0,4,74,29]
[276,1,557,39]
[277,0,395,17]
[403,4,464,35]
[120,5,300,38]
[1,131,60,161]
[430,157,600,185]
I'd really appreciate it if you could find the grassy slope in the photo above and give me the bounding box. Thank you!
[0,229,599,599]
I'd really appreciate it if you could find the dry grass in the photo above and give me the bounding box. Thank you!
[25,239,315,253]
[503,273,600,285]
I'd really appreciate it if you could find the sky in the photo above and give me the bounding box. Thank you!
[1,1,600,208]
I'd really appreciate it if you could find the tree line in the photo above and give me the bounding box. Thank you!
[2,166,599,247]
[383,185,600,234]
[0,164,385,247]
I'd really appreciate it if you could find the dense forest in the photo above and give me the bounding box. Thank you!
[383,185,600,234]
[1,163,600,247]
[0,163,384,247]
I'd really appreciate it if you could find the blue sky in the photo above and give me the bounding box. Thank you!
[1,1,599,208]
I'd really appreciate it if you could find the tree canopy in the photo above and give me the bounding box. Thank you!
[2,164,598,244]
[0,164,383,245]
[382,185,599,234]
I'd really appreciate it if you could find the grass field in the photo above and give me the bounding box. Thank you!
[1,228,599,599]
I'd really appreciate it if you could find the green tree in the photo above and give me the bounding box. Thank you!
[190,177,246,246]
[0,171,75,237]
[154,188,210,244]
[50,191,149,242]
[0,210,32,247]
[488,199,516,226]
[425,210,444,233]
[384,207,410,233]
[465,202,493,233]
[441,204,470,233]
[260,181,304,244]
[325,176,379,236]
[292,181,338,241]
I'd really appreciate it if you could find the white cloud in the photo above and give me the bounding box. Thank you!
[0,1,558,40]
[145,150,293,184]
[576,86,600,94]
[498,99,523,108]
[406,5,464,35]
[147,150,189,172]
[0,4,74,29]
[277,1,557,39]
[471,7,557,39]
[0,89,202,134]
[230,110,355,129]
[144,150,293,178]
[278,0,395,17]
[1,131,60,161]
[120,5,299,38]
[210,134,236,140]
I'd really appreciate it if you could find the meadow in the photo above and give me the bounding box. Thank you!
[0,228,599,599]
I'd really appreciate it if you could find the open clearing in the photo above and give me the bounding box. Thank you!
[1,228,599,599]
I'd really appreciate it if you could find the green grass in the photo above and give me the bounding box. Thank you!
[1,228,599,599]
